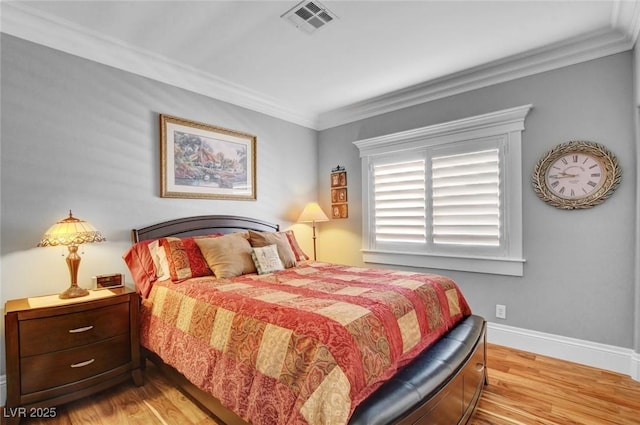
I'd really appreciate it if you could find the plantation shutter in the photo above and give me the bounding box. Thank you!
[355,105,530,275]
[431,149,501,246]
[373,159,426,244]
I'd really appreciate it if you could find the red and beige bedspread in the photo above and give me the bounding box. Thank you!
[140,261,471,425]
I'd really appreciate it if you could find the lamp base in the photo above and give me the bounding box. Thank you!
[59,285,90,299]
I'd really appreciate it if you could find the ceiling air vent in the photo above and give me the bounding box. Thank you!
[281,1,338,34]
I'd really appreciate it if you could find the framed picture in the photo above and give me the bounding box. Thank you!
[160,114,257,200]
[331,188,348,203]
[331,203,348,219]
[331,171,347,187]
[330,167,348,219]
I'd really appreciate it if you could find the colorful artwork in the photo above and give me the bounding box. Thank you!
[161,115,256,200]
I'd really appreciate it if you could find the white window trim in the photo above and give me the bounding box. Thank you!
[354,104,532,276]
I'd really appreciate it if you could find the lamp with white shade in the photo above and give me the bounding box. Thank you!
[297,202,329,261]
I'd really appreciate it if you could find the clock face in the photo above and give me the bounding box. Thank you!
[545,153,605,199]
[532,141,621,210]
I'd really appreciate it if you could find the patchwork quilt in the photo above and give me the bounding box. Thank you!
[140,262,471,425]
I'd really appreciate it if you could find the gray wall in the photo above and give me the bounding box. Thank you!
[318,52,637,349]
[0,35,318,375]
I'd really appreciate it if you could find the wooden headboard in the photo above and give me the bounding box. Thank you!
[131,215,280,243]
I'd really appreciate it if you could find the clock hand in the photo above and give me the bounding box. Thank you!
[548,174,578,179]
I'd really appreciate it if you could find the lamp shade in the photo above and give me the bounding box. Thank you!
[38,211,105,247]
[297,202,329,223]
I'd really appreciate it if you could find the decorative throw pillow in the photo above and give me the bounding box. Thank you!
[148,239,171,281]
[251,245,285,275]
[122,239,157,298]
[195,233,257,278]
[247,230,297,268]
[160,236,213,281]
[284,230,309,261]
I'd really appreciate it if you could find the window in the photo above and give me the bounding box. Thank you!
[354,105,532,276]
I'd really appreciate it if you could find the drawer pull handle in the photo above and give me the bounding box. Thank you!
[69,325,94,333]
[70,359,95,368]
[475,363,485,372]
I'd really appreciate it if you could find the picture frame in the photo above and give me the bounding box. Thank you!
[331,188,348,203]
[331,171,347,187]
[331,203,348,219]
[160,114,257,200]
[330,167,348,219]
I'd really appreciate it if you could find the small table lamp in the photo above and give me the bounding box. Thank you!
[38,211,106,299]
[297,202,329,261]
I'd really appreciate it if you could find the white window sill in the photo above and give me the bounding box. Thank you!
[362,249,525,276]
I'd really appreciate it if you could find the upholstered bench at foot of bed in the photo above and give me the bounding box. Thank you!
[349,315,487,425]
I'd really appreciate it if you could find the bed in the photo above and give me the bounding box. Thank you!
[126,215,487,425]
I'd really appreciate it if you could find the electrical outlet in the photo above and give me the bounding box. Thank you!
[495,304,506,319]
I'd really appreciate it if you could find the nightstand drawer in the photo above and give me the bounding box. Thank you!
[19,302,129,356]
[20,334,131,394]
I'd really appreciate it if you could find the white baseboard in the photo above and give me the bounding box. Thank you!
[0,324,637,406]
[487,321,640,381]
[632,351,640,381]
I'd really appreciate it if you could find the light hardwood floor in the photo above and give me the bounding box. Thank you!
[15,343,640,425]
[471,344,640,425]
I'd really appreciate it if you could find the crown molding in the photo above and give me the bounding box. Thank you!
[0,2,318,129]
[2,2,639,131]
[318,0,640,130]
[317,27,635,130]
[612,0,640,42]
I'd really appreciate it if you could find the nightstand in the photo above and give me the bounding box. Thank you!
[3,288,143,425]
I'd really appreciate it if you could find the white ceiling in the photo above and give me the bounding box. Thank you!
[2,1,639,129]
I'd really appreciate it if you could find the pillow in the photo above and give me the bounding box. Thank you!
[122,239,157,298]
[284,230,309,262]
[160,236,213,281]
[148,239,171,281]
[195,233,256,278]
[247,230,297,268]
[251,245,285,275]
